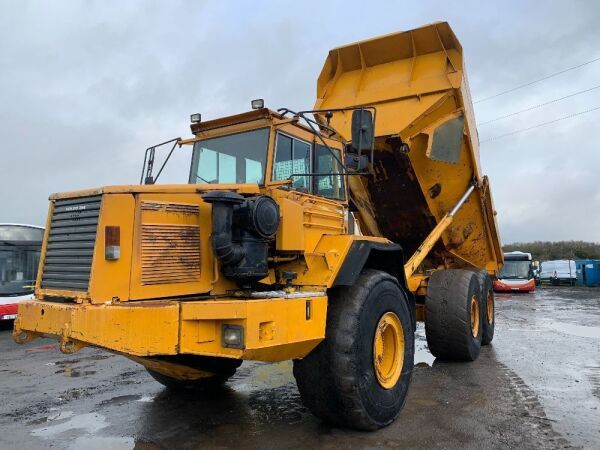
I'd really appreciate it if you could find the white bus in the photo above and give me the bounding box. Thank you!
[493,251,535,293]
[0,224,44,321]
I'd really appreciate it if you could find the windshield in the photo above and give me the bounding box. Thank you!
[498,260,531,280]
[189,128,269,185]
[0,225,44,241]
[0,245,40,296]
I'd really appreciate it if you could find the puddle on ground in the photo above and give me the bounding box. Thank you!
[98,395,141,407]
[414,323,436,366]
[543,320,600,339]
[232,361,294,393]
[68,435,134,450]
[31,412,108,438]
[415,341,436,367]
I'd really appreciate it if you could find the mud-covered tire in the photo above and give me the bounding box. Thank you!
[474,271,495,345]
[293,269,414,430]
[146,356,242,391]
[425,269,482,361]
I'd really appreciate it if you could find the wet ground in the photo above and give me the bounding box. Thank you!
[0,287,598,449]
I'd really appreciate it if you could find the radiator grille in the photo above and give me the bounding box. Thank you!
[141,224,201,285]
[41,196,101,291]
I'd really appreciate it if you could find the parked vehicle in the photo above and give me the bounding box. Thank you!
[539,260,577,286]
[14,22,502,430]
[493,251,535,292]
[0,224,43,321]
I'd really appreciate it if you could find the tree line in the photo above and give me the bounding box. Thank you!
[502,241,600,261]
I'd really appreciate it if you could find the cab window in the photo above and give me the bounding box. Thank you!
[272,133,311,192]
[314,144,345,200]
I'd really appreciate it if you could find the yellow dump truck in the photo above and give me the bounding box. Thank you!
[14,22,502,430]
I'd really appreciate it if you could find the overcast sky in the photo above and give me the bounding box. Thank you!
[1,0,599,243]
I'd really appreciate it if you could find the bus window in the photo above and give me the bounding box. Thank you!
[0,225,43,298]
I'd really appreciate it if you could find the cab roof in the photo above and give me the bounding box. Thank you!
[190,108,283,134]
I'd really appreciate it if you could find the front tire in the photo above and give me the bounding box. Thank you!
[293,269,414,430]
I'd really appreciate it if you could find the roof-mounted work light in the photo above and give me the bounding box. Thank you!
[251,99,264,110]
[190,113,201,123]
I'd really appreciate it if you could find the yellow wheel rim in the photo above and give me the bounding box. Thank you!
[470,295,480,338]
[373,312,404,389]
[486,292,494,325]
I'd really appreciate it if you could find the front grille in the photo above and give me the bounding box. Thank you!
[41,196,101,291]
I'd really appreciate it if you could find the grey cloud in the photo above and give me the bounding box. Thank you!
[0,0,598,243]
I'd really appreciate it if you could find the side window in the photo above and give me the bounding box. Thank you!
[314,145,345,200]
[273,133,311,192]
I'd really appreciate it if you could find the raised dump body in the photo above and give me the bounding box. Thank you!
[314,22,503,284]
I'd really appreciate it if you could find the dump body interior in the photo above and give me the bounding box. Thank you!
[314,22,502,273]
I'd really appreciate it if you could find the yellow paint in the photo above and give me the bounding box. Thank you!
[373,311,404,389]
[404,214,454,279]
[486,290,494,326]
[89,194,135,303]
[179,296,327,361]
[470,295,480,338]
[15,299,180,356]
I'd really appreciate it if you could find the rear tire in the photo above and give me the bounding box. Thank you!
[145,356,242,391]
[293,269,414,430]
[425,269,482,361]
[474,271,495,345]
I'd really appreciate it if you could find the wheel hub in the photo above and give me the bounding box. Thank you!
[470,295,480,338]
[373,312,404,389]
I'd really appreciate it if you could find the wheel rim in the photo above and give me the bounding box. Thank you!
[373,312,404,389]
[486,291,494,325]
[470,295,480,338]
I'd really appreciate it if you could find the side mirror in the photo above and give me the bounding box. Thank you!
[351,109,374,153]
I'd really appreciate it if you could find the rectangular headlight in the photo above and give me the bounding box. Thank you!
[222,324,244,349]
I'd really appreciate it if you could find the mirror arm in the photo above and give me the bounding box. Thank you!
[140,137,182,185]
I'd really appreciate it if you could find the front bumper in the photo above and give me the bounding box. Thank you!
[0,294,32,320]
[493,280,535,293]
[0,303,18,320]
[13,295,327,362]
